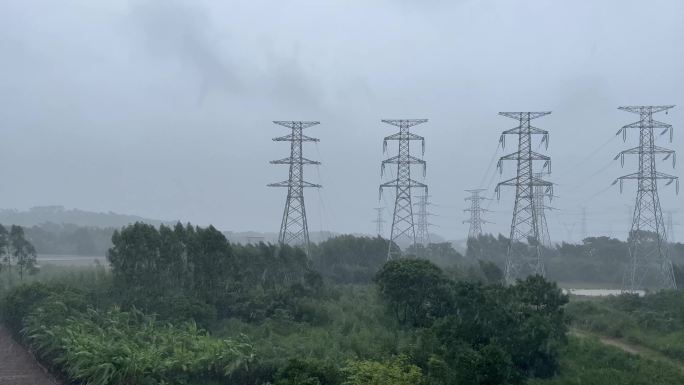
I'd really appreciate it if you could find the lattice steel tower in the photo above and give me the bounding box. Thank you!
[533,172,552,248]
[495,112,553,283]
[414,194,432,246]
[379,119,428,259]
[373,207,386,237]
[613,105,678,291]
[268,121,321,256]
[463,189,490,239]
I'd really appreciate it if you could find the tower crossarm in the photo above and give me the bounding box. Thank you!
[270,157,321,165]
[498,151,550,162]
[382,155,426,176]
[268,180,322,188]
[381,119,428,127]
[273,134,320,142]
[381,154,426,165]
[383,132,426,155]
[615,146,676,167]
[499,111,552,120]
[617,120,674,142]
[273,120,320,129]
[464,197,489,202]
[379,179,427,189]
[501,126,549,136]
[383,132,425,142]
[618,105,675,114]
[620,120,672,130]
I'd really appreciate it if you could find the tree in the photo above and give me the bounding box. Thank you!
[374,259,452,327]
[405,242,464,268]
[9,225,38,281]
[311,235,387,284]
[507,276,569,378]
[342,356,424,385]
[0,225,9,285]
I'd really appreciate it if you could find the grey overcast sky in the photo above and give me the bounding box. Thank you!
[1,0,683,242]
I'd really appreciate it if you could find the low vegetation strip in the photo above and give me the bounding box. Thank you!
[1,284,254,385]
[530,337,684,385]
[567,291,684,364]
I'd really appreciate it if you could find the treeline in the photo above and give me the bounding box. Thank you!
[0,222,571,385]
[108,222,322,323]
[467,233,684,286]
[23,223,114,256]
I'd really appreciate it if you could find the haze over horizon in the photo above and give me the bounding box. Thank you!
[1,0,683,243]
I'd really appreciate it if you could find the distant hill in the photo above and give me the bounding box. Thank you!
[0,206,172,228]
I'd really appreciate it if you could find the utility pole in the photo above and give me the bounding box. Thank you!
[495,112,553,283]
[463,189,490,239]
[373,207,386,237]
[379,119,428,259]
[613,105,678,291]
[268,121,321,257]
[413,194,433,246]
[533,172,553,248]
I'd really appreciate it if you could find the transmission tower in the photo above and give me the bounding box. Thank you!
[581,206,587,241]
[533,172,553,248]
[413,194,433,246]
[268,121,321,256]
[666,210,677,242]
[495,112,553,283]
[373,207,386,237]
[613,105,678,291]
[379,119,428,259]
[463,189,490,239]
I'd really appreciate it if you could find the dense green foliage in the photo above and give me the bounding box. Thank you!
[409,275,568,385]
[311,235,387,284]
[342,356,424,385]
[108,222,321,323]
[374,259,452,327]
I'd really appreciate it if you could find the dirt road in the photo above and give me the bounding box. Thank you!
[0,326,58,385]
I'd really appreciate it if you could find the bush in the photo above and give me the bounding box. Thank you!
[342,355,424,385]
[0,282,87,337]
[274,358,342,385]
[0,282,54,335]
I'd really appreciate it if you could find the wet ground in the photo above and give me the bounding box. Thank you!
[0,326,57,385]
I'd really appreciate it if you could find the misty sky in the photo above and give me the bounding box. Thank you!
[1,0,683,242]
